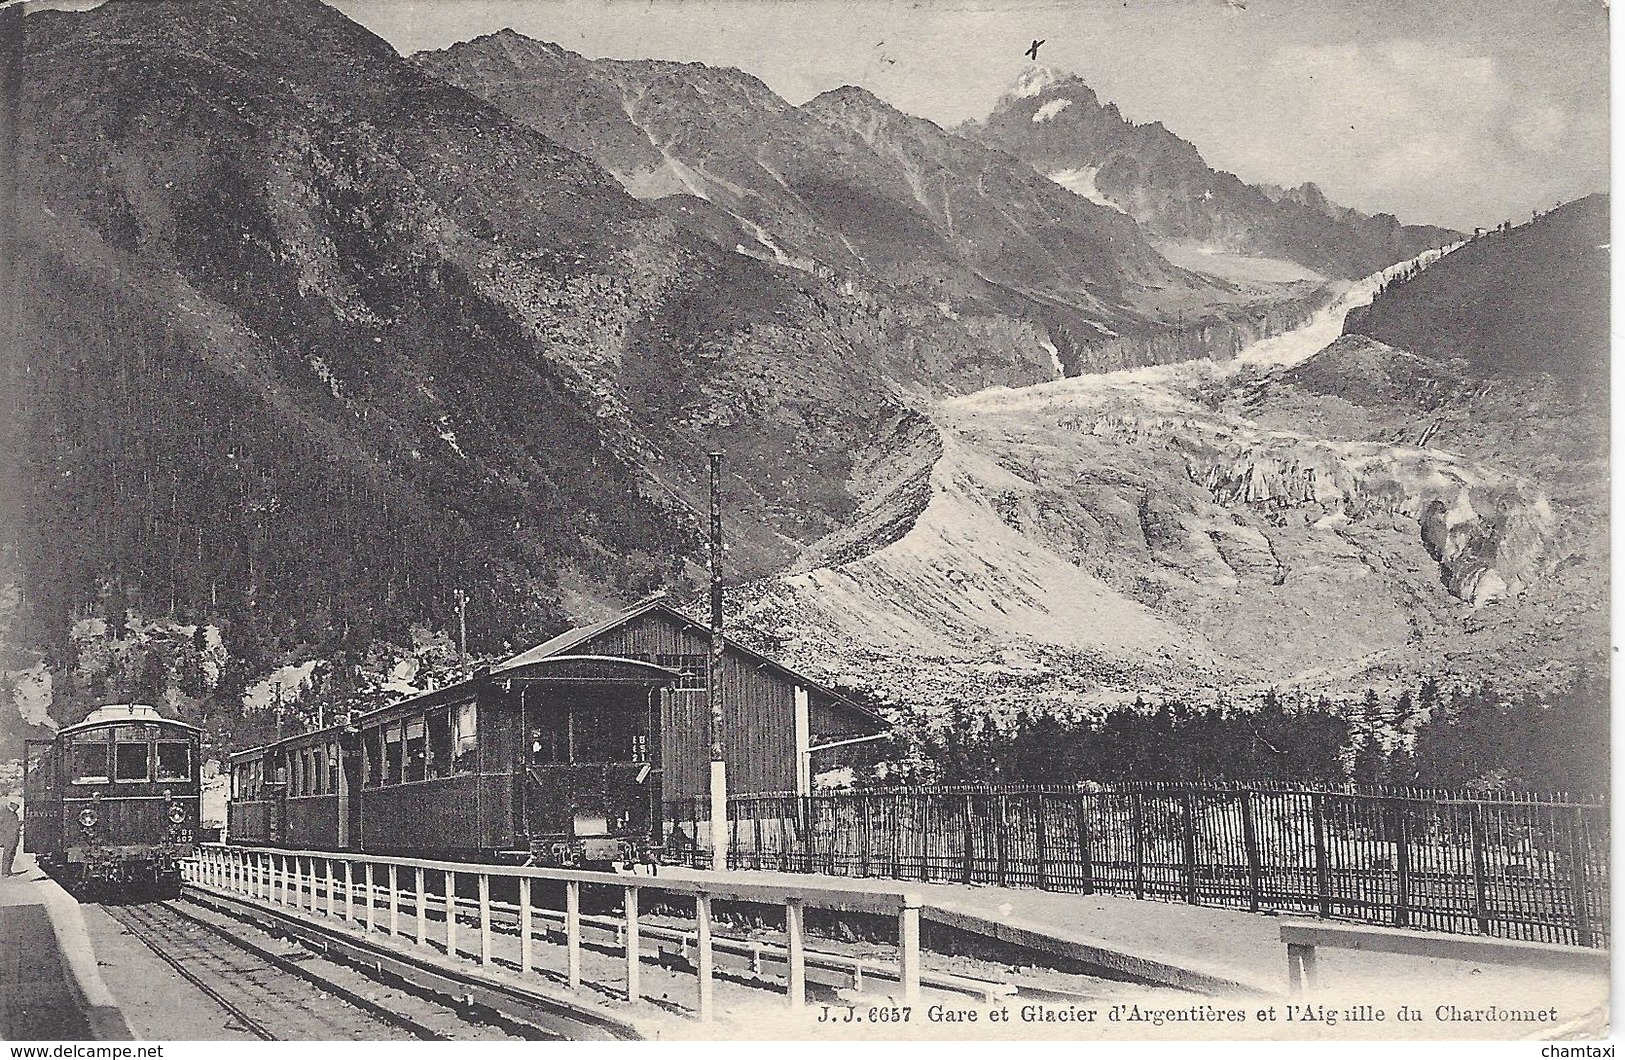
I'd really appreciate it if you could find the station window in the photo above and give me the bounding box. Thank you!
[312,747,325,795]
[114,740,150,782]
[327,744,340,794]
[404,717,426,783]
[453,702,478,774]
[155,742,191,782]
[660,654,709,691]
[70,734,110,784]
[427,709,453,778]
[290,750,304,795]
[363,728,382,788]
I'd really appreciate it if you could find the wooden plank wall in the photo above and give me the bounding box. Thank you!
[581,612,798,801]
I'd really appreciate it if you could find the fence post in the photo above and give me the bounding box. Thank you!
[919,794,932,882]
[1181,791,1199,905]
[898,895,921,1004]
[478,872,493,967]
[1035,792,1048,890]
[1566,805,1596,947]
[1077,795,1094,896]
[995,795,1009,888]
[566,879,583,991]
[1394,802,1411,929]
[1311,793,1331,918]
[859,796,872,877]
[364,862,376,932]
[1131,794,1145,900]
[623,885,641,1002]
[415,866,427,947]
[961,795,975,884]
[785,897,806,1009]
[388,863,400,937]
[446,870,458,957]
[891,794,902,880]
[325,859,335,917]
[1469,806,1490,934]
[696,892,714,1022]
[519,876,534,973]
[340,860,352,920]
[1241,790,1262,912]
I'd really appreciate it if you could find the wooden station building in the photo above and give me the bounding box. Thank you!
[228,597,888,860]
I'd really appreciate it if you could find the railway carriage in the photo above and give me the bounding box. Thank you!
[23,704,203,893]
[229,655,677,866]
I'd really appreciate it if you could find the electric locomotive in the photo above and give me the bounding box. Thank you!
[24,704,203,894]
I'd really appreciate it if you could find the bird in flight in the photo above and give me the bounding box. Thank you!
[1025,39,1045,60]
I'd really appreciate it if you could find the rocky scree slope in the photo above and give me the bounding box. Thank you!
[727,238,1593,715]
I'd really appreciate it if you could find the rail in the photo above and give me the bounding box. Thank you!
[1278,920,1611,995]
[187,844,923,1022]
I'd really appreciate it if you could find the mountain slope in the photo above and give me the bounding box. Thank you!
[968,68,1459,282]
[1343,194,1608,389]
[728,237,1601,714]
[4,0,927,735]
[417,33,1332,379]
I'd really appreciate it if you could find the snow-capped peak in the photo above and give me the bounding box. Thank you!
[1010,65,1063,99]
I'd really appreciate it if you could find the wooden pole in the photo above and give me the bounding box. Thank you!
[624,885,641,1002]
[388,863,400,937]
[707,452,728,873]
[785,897,806,1009]
[566,880,583,990]
[696,892,714,1022]
[415,866,427,946]
[519,876,534,973]
[446,870,458,957]
[478,873,493,966]
[1470,806,1490,934]
[898,898,921,1003]
[1311,793,1331,918]
[1241,790,1262,913]
[1181,791,1199,905]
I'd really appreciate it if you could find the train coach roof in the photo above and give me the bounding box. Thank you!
[58,703,202,738]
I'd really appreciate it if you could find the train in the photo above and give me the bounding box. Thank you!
[23,703,203,894]
[227,655,678,868]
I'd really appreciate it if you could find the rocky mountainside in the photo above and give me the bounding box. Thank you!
[728,213,1606,714]
[417,33,1332,378]
[968,69,1459,282]
[1,0,931,742]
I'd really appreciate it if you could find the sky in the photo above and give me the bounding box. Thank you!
[316,0,1608,233]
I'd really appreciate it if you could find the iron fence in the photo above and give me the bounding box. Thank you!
[665,785,1609,947]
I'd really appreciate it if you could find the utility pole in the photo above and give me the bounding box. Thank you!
[454,588,468,658]
[707,452,727,872]
[0,4,24,562]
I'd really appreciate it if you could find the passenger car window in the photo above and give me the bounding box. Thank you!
[453,703,478,774]
[427,710,452,778]
[404,717,426,783]
[363,729,382,787]
[155,742,191,782]
[384,723,404,784]
[71,736,110,784]
[115,741,150,782]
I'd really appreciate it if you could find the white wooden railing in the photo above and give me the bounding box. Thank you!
[187,844,923,1021]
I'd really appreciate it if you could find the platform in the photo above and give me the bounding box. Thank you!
[0,854,131,1040]
[660,865,1612,1010]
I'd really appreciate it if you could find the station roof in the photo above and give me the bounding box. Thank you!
[494,597,889,732]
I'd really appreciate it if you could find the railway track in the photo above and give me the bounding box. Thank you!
[102,899,567,1041]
